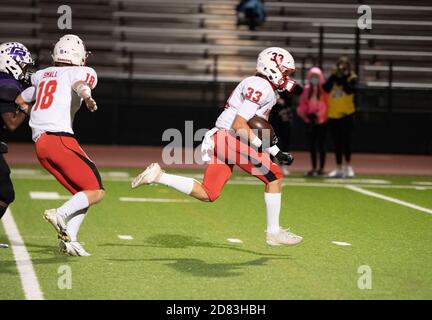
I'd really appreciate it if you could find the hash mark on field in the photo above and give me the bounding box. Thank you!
[101,171,130,178]
[346,185,432,215]
[412,181,432,186]
[118,235,134,240]
[119,197,192,203]
[227,238,243,244]
[332,241,352,246]
[324,179,390,184]
[1,208,44,300]
[29,191,70,200]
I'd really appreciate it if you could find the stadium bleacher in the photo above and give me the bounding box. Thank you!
[1,0,431,87]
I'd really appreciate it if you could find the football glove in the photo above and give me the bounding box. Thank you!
[275,151,294,166]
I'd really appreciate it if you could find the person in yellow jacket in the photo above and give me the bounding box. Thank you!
[323,56,357,178]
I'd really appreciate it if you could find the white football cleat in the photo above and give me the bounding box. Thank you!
[131,163,163,188]
[59,240,91,257]
[43,209,70,242]
[327,168,344,179]
[266,228,303,246]
[343,165,355,178]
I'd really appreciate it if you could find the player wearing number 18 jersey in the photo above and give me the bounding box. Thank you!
[132,47,303,246]
[16,35,105,256]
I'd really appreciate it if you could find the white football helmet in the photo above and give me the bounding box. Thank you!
[52,34,88,66]
[0,42,33,81]
[256,47,296,92]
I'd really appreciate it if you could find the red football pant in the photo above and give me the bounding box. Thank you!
[202,129,282,202]
[35,133,103,195]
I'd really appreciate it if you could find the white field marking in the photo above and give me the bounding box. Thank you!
[101,171,130,178]
[29,191,70,200]
[412,181,432,186]
[11,168,41,175]
[9,171,432,190]
[323,178,390,184]
[118,235,134,240]
[227,238,243,244]
[332,241,352,246]
[1,208,44,300]
[119,197,193,203]
[346,185,432,215]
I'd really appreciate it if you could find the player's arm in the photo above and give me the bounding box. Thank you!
[15,86,35,117]
[1,112,27,132]
[232,105,262,149]
[72,80,98,112]
[1,86,30,132]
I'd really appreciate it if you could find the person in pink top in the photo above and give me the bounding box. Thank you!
[297,67,329,177]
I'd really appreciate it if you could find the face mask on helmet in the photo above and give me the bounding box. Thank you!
[276,66,296,92]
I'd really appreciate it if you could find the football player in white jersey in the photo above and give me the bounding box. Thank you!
[132,47,302,245]
[15,35,105,256]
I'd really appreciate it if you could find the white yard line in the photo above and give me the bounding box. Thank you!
[11,171,432,190]
[29,191,70,200]
[119,197,193,203]
[346,185,432,215]
[1,208,44,300]
[412,181,432,186]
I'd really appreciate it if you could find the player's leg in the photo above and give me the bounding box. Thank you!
[341,114,354,177]
[229,134,302,245]
[53,136,104,250]
[328,119,344,177]
[0,154,14,220]
[36,134,104,251]
[131,162,200,199]
[131,161,233,202]
[37,156,93,247]
[58,208,90,257]
[132,131,233,202]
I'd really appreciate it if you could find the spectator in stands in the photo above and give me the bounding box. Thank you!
[269,84,302,176]
[236,0,266,31]
[323,56,357,178]
[297,67,329,177]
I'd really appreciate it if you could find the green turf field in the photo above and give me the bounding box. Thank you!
[1,166,431,300]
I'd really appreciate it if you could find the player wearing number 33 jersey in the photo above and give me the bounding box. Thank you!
[15,35,105,257]
[132,47,303,246]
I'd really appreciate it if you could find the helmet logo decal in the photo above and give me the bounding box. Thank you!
[270,52,284,66]
[9,46,26,61]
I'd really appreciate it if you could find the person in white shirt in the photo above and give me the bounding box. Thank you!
[15,35,105,257]
[132,47,302,246]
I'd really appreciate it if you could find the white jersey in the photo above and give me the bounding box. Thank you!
[29,66,97,141]
[215,76,278,129]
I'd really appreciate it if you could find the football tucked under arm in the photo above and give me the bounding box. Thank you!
[232,114,263,148]
[247,116,294,165]
[72,80,98,112]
